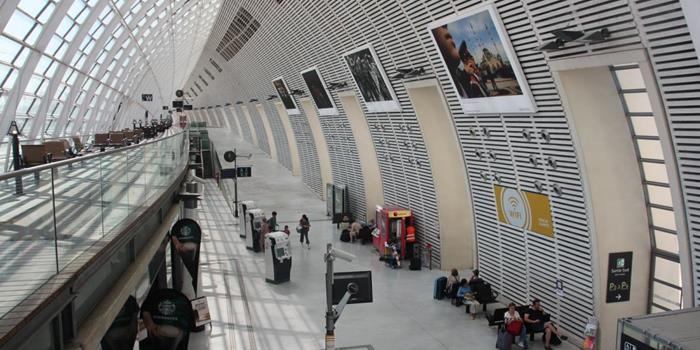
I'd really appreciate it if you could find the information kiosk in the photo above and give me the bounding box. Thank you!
[246,209,264,252]
[239,200,256,238]
[373,206,415,260]
[264,232,292,284]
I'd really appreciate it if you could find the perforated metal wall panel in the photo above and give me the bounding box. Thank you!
[261,102,293,172]
[288,111,324,197]
[233,104,254,143]
[247,104,271,156]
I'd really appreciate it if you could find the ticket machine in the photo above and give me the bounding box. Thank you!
[264,232,292,284]
[373,206,415,260]
[246,209,264,252]
[239,200,256,238]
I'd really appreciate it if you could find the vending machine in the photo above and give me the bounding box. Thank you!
[373,206,415,260]
[246,209,264,252]
[239,200,256,238]
[264,232,292,284]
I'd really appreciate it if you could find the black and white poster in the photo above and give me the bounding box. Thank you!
[428,3,535,114]
[342,44,400,113]
[272,77,300,115]
[301,67,337,116]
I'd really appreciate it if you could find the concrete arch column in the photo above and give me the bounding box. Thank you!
[240,105,259,146]
[338,92,385,223]
[257,104,278,161]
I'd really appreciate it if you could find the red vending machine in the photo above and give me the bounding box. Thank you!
[373,206,415,259]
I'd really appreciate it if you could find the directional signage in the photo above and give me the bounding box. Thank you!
[237,166,252,178]
[141,93,153,101]
[221,166,252,179]
[620,333,653,350]
[606,251,633,303]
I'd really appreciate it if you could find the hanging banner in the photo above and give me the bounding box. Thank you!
[139,289,194,350]
[171,219,202,294]
[494,185,553,237]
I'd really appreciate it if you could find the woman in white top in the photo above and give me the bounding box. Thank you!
[504,302,528,349]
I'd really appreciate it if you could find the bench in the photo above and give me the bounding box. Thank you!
[21,144,51,168]
[94,133,110,150]
[44,140,71,162]
[124,130,136,144]
[487,305,546,341]
[109,132,126,147]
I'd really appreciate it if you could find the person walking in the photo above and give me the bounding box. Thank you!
[298,214,311,249]
[269,211,278,232]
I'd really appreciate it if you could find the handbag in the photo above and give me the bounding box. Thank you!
[296,225,302,233]
[506,320,523,336]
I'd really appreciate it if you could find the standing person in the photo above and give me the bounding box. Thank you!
[268,211,278,232]
[260,217,270,253]
[504,302,528,349]
[298,214,311,249]
[446,268,460,298]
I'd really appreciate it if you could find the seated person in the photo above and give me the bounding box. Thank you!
[456,279,471,298]
[349,221,362,242]
[445,268,460,298]
[504,302,528,349]
[468,269,483,288]
[386,242,401,268]
[524,299,567,349]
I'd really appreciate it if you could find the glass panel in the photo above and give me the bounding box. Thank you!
[654,230,679,254]
[615,68,646,90]
[636,139,664,160]
[55,158,103,270]
[652,281,681,311]
[630,117,659,137]
[651,207,677,231]
[100,151,128,234]
[655,256,681,285]
[0,168,58,318]
[646,184,673,207]
[623,92,653,114]
[5,11,35,41]
[642,162,669,183]
[127,147,146,213]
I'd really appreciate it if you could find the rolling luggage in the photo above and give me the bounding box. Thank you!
[409,256,421,270]
[340,229,351,242]
[434,276,447,300]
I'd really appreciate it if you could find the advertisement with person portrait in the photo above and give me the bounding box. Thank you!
[272,77,300,115]
[300,67,338,116]
[342,44,401,113]
[428,3,536,114]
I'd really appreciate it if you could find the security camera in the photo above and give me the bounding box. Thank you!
[330,248,355,262]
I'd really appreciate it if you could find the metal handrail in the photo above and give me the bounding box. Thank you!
[0,130,183,181]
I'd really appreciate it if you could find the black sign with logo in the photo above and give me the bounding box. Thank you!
[606,251,633,303]
[140,288,193,350]
[171,219,202,294]
[620,333,653,350]
[142,94,153,101]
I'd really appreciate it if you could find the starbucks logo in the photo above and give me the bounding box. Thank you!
[158,300,176,316]
[181,226,192,237]
[501,187,530,229]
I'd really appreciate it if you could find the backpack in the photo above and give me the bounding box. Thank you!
[474,282,498,304]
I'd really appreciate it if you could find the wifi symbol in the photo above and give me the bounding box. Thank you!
[508,197,519,208]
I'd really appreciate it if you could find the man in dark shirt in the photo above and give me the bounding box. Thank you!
[524,299,567,350]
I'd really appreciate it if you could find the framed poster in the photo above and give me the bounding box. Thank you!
[342,44,400,113]
[428,3,536,114]
[272,77,300,115]
[301,67,338,116]
[494,185,553,237]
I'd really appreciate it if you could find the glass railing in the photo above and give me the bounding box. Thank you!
[0,131,187,318]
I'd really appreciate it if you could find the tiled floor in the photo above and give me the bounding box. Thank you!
[188,128,577,350]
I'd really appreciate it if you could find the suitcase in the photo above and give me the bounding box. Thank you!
[434,277,447,300]
[496,327,512,350]
[409,257,421,270]
[340,229,351,242]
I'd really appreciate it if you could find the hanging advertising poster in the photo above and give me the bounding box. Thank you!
[272,77,300,115]
[301,67,338,116]
[494,185,553,237]
[342,44,401,113]
[428,3,536,114]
